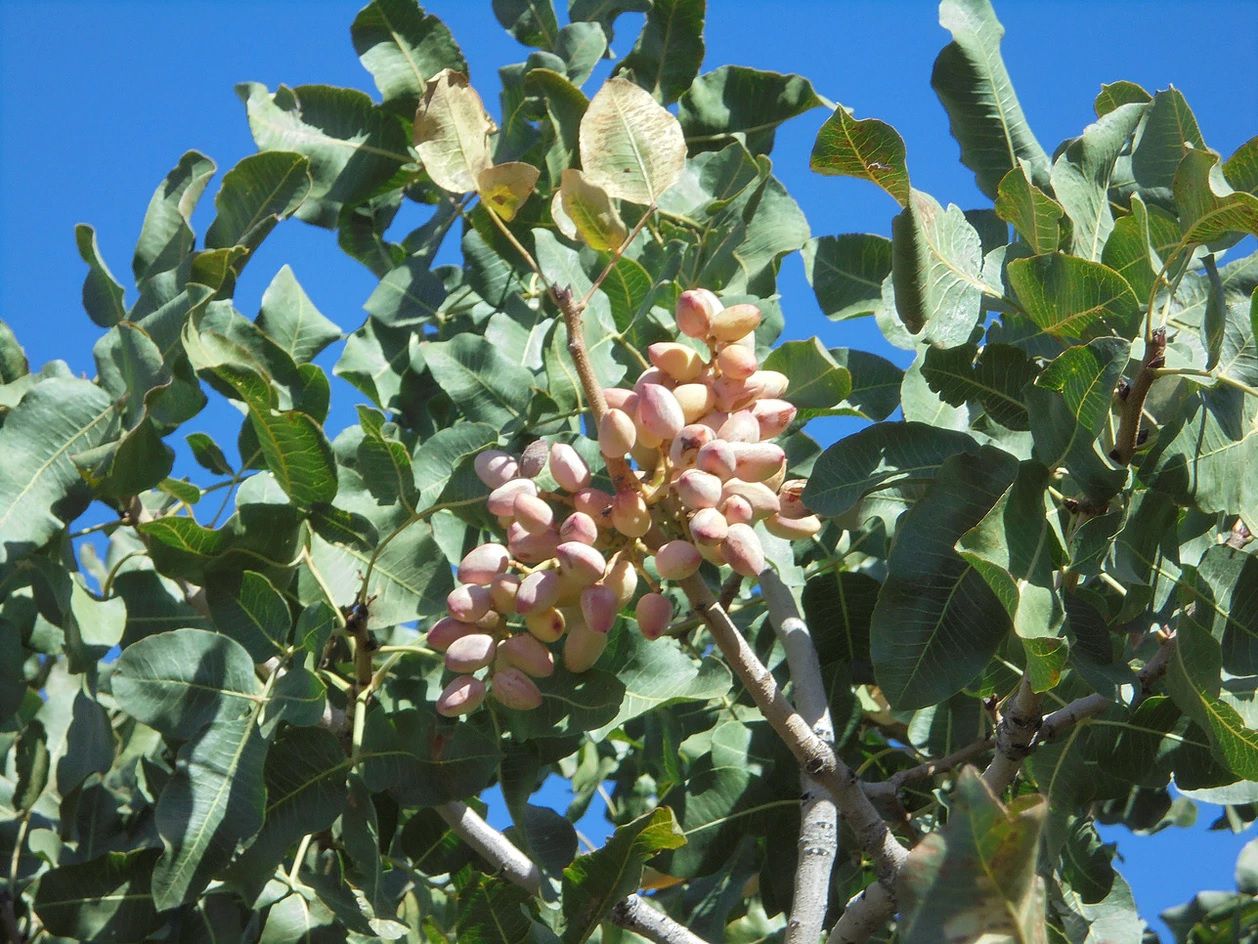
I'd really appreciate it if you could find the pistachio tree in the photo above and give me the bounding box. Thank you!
[1,1,1256,942]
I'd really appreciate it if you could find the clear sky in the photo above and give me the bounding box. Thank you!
[2,0,1256,935]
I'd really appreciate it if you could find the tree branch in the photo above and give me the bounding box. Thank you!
[1112,328,1166,466]
[981,678,1042,793]
[862,737,995,802]
[760,569,837,944]
[609,896,711,944]
[826,882,895,944]
[436,802,542,896]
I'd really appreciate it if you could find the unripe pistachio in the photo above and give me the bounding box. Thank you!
[603,387,637,412]
[695,440,737,480]
[669,423,715,469]
[718,410,761,444]
[516,570,561,615]
[745,370,789,400]
[489,573,521,614]
[765,513,823,540]
[630,441,661,473]
[721,493,754,525]
[716,344,758,380]
[648,342,705,383]
[637,384,685,441]
[675,469,723,509]
[525,607,566,643]
[722,479,780,519]
[491,666,543,710]
[712,376,756,413]
[635,592,673,640]
[599,408,637,457]
[683,508,723,546]
[676,288,721,339]
[458,543,510,584]
[778,479,810,520]
[507,523,559,564]
[722,523,766,577]
[556,542,607,585]
[697,409,730,432]
[752,398,797,439]
[513,492,554,534]
[655,540,702,580]
[498,634,555,679]
[474,449,520,488]
[573,487,613,518]
[673,383,716,424]
[634,366,676,392]
[697,540,728,565]
[764,462,787,493]
[428,615,479,652]
[447,584,493,622]
[558,510,599,545]
[476,609,504,632]
[436,675,486,717]
[563,619,610,673]
[611,490,651,537]
[554,572,587,606]
[711,303,761,342]
[580,584,619,634]
[487,478,538,517]
[549,442,592,492]
[731,442,785,483]
[603,556,639,605]
[444,633,497,672]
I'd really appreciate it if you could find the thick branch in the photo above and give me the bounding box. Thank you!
[981,678,1042,793]
[760,569,837,944]
[437,802,542,895]
[610,896,711,944]
[678,573,909,888]
[1112,328,1166,465]
[826,883,895,944]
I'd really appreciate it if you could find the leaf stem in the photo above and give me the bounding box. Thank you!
[580,203,657,310]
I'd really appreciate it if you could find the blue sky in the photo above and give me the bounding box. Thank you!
[2,0,1255,935]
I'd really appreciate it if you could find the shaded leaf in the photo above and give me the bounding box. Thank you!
[614,0,705,105]
[803,233,893,321]
[679,66,821,156]
[352,0,466,109]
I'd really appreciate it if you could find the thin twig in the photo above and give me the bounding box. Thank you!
[609,896,711,944]
[760,569,837,944]
[862,737,995,802]
[580,203,657,310]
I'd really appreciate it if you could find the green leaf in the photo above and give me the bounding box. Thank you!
[205,570,292,662]
[1131,88,1205,199]
[58,690,115,795]
[1223,134,1258,196]
[411,421,500,508]
[803,570,880,682]
[762,338,851,411]
[891,190,986,346]
[1182,545,1258,676]
[360,707,501,805]
[75,224,127,328]
[356,405,418,511]
[679,66,821,156]
[580,76,686,205]
[229,726,348,888]
[238,82,412,228]
[871,447,1019,709]
[931,0,1049,199]
[830,348,904,421]
[803,234,893,321]
[365,257,448,328]
[494,0,559,47]
[456,873,537,944]
[257,265,342,364]
[804,422,979,519]
[1006,253,1140,342]
[1166,621,1258,781]
[898,768,1047,943]
[0,319,29,383]
[1050,103,1146,261]
[351,0,466,109]
[995,160,1064,254]
[1173,148,1258,245]
[557,168,627,251]
[152,714,267,909]
[0,377,117,565]
[921,342,1037,430]
[614,0,704,105]
[1101,193,1180,303]
[808,106,910,205]
[1094,80,1151,117]
[204,151,311,256]
[414,69,496,194]
[138,503,304,584]
[34,850,163,944]
[13,718,49,812]
[419,334,535,426]
[132,150,217,283]
[112,628,261,738]
[561,808,686,944]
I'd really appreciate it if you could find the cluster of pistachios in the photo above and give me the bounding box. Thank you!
[430,290,819,717]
